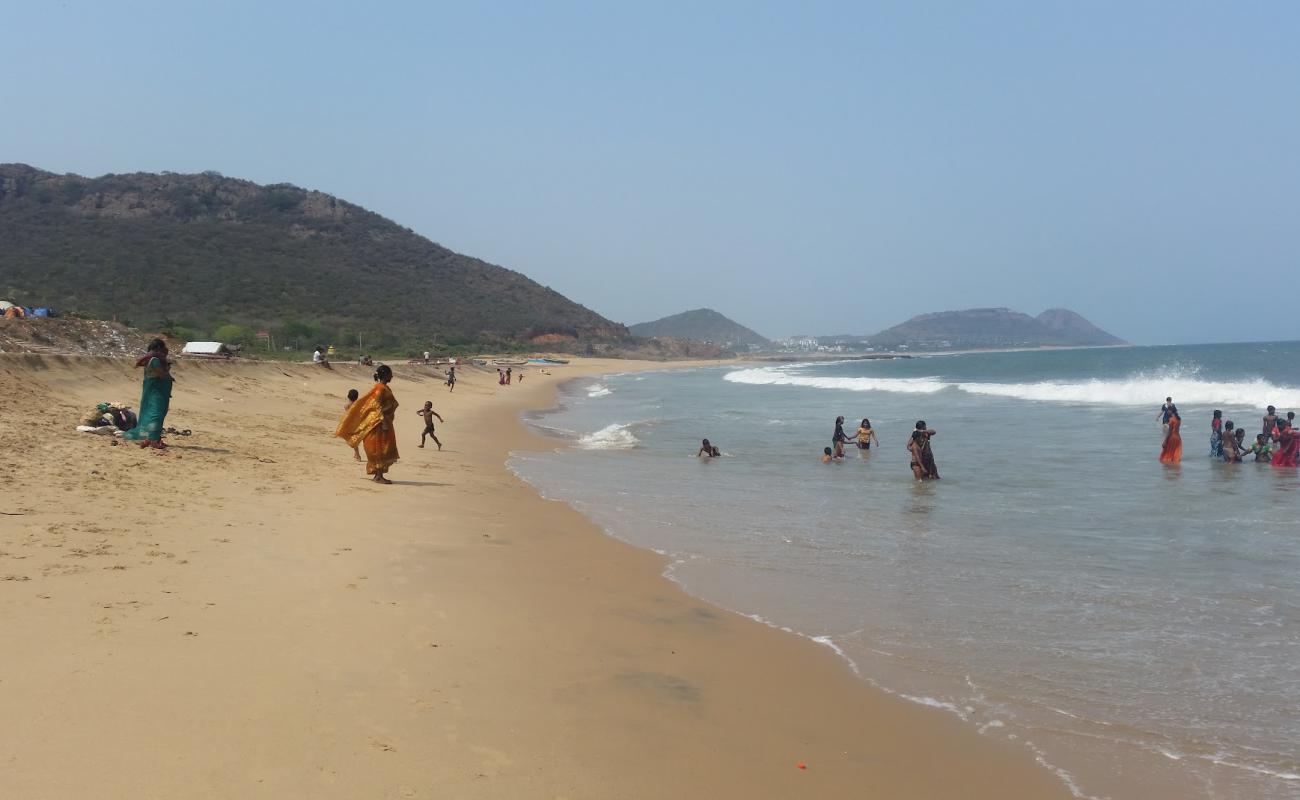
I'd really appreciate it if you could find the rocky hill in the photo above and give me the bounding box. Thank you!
[0,164,628,352]
[630,308,771,349]
[838,307,1125,350]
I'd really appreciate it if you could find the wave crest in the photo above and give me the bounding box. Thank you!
[577,423,639,450]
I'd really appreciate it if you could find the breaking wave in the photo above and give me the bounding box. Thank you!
[586,383,613,398]
[724,367,1300,408]
[576,423,639,450]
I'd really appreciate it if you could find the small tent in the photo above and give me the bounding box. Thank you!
[0,300,13,311]
[181,341,233,358]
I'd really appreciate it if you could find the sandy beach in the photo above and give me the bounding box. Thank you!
[0,354,1070,799]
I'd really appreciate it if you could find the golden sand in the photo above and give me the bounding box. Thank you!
[0,354,1069,798]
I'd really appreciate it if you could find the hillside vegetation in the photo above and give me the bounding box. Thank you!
[630,308,772,349]
[0,164,628,353]
[820,308,1126,351]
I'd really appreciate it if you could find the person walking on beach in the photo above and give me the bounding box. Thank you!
[832,416,852,458]
[506,367,513,385]
[855,418,880,451]
[123,338,175,449]
[497,368,505,385]
[417,401,444,450]
[341,388,362,461]
[1210,410,1224,458]
[1159,408,1183,464]
[446,365,456,392]
[335,364,400,484]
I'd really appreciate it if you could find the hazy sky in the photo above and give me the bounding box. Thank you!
[3,1,1297,344]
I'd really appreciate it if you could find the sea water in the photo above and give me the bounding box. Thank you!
[509,343,1300,799]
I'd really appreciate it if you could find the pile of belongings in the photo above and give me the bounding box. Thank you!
[75,402,138,436]
[0,300,58,319]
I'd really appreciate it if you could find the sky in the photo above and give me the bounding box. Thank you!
[2,1,1297,344]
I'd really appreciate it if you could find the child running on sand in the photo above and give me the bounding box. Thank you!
[446,366,456,392]
[417,401,445,450]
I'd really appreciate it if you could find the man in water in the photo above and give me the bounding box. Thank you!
[416,401,445,450]
[1263,406,1278,437]
[913,420,939,479]
[1158,397,1175,432]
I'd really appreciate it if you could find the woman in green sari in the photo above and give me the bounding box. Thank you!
[124,338,174,448]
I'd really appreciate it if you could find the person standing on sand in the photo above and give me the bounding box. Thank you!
[123,338,174,449]
[506,367,513,385]
[498,368,505,385]
[341,389,362,461]
[446,365,456,392]
[1159,409,1183,464]
[416,401,444,450]
[334,365,400,484]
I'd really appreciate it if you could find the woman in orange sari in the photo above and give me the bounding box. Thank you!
[1272,420,1299,468]
[335,364,400,483]
[1159,409,1183,464]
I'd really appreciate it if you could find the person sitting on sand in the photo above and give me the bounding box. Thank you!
[416,401,445,450]
[313,346,332,370]
[855,418,879,450]
[334,365,400,484]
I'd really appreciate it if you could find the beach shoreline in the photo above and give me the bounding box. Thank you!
[0,354,1070,798]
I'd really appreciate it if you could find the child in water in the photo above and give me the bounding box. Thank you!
[416,401,445,450]
[821,446,836,463]
[698,438,717,458]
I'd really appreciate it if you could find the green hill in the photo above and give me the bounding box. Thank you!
[629,308,771,349]
[0,164,628,352]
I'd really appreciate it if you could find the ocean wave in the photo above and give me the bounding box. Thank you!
[586,383,613,398]
[724,367,1300,408]
[723,368,948,394]
[576,423,639,450]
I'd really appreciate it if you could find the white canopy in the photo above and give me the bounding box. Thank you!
[181,341,229,355]
[0,300,13,310]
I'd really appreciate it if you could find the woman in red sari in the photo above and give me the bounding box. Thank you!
[1159,409,1183,464]
[334,364,400,483]
[1271,420,1299,469]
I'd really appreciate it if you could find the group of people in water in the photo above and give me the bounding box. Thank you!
[1158,398,1298,468]
[699,416,940,480]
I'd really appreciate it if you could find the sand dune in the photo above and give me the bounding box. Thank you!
[0,354,1068,798]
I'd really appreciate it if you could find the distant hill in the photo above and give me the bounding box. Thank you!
[0,164,628,351]
[630,308,772,349]
[827,307,1125,350]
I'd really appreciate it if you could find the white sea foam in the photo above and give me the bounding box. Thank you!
[724,368,948,394]
[586,383,613,398]
[725,366,1300,408]
[576,423,639,450]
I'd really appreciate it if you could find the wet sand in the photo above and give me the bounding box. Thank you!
[0,354,1070,798]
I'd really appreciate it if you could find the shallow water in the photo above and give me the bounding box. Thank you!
[510,343,1300,799]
